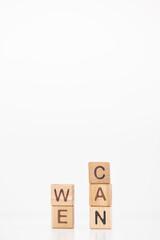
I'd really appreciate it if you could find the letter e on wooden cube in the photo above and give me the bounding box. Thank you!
[51,206,74,229]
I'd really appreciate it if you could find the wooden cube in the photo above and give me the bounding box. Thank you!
[51,206,74,229]
[88,162,110,184]
[90,207,112,229]
[90,184,112,206]
[51,184,74,206]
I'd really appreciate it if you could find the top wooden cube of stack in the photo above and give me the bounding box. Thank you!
[88,162,110,183]
[51,184,74,206]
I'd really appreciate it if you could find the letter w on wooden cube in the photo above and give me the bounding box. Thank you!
[51,184,74,206]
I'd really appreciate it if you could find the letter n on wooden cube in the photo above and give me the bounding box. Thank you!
[51,206,74,229]
[90,207,112,229]
[51,184,74,206]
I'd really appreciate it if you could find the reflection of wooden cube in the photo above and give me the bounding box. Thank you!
[90,184,112,207]
[88,162,110,183]
[90,207,112,229]
[51,206,74,229]
[51,229,74,240]
[51,184,74,206]
[90,228,112,240]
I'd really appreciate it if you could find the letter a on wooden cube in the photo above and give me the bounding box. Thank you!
[90,207,112,229]
[51,184,74,206]
[88,162,110,183]
[90,184,112,206]
[51,206,74,229]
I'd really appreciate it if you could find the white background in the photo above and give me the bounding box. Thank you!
[0,0,160,239]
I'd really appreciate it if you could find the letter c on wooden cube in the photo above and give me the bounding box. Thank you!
[88,162,110,183]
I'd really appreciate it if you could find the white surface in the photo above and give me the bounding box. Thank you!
[0,1,160,238]
[0,215,160,240]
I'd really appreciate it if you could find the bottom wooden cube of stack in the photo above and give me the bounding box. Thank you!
[90,207,112,229]
[51,206,74,229]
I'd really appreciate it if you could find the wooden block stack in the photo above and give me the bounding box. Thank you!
[88,162,112,229]
[51,184,74,229]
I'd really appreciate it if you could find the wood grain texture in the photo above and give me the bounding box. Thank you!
[88,162,110,184]
[51,184,74,206]
[51,206,74,229]
[89,184,112,206]
[90,207,112,229]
